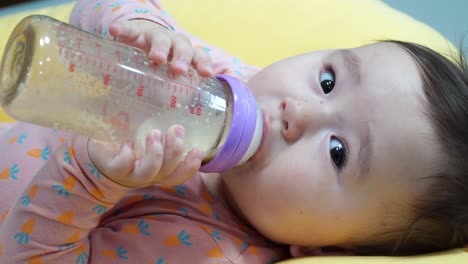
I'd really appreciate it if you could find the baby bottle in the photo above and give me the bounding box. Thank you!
[0,15,263,173]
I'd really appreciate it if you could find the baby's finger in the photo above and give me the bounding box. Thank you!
[100,141,136,179]
[162,148,204,186]
[148,30,172,65]
[156,125,185,178]
[109,21,140,42]
[170,34,194,74]
[193,48,214,77]
[129,130,164,185]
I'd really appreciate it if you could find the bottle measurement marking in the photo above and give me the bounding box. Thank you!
[57,43,200,90]
[57,43,205,115]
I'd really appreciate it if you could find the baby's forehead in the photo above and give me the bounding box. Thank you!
[352,42,421,82]
[349,42,433,185]
[353,42,417,62]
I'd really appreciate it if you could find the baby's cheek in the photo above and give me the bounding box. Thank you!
[283,158,320,186]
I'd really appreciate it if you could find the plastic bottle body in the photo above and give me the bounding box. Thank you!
[0,16,263,172]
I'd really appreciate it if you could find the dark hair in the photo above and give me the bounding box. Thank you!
[354,40,468,256]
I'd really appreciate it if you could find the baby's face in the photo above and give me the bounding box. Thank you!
[220,42,441,248]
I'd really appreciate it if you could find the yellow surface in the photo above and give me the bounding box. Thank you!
[162,0,455,67]
[0,1,466,263]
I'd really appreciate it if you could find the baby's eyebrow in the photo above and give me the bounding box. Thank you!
[337,49,361,84]
[357,121,373,182]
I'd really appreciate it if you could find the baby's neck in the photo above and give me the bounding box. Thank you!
[200,172,257,232]
[200,172,225,203]
[200,172,242,217]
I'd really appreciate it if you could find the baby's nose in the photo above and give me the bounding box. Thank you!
[280,97,331,142]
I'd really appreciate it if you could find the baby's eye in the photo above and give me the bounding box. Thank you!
[330,137,347,169]
[320,70,335,94]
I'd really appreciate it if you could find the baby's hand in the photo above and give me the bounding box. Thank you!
[109,19,213,77]
[87,125,204,188]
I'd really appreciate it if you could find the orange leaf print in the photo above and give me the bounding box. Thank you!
[201,191,214,203]
[27,149,42,158]
[159,185,177,194]
[27,184,39,199]
[112,6,121,12]
[124,195,144,206]
[90,188,104,200]
[199,224,210,233]
[62,176,77,192]
[102,250,118,258]
[59,137,67,144]
[161,203,179,211]
[230,235,243,247]
[138,0,147,3]
[28,256,42,264]
[0,168,10,180]
[76,244,87,255]
[207,246,223,258]
[142,214,158,220]
[1,210,9,221]
[247,245,259,256]
[8,136,19,144]
[68,145,75,158]
[197,203,212,215]
[123,224,140,234]
[163,235,181,246]
[22,218,36,234]
[57,211,74,225]
[65,231,81,244]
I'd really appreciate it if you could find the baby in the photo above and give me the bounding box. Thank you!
[0,0,467,263]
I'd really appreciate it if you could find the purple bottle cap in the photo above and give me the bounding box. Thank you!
[199,74,261,173]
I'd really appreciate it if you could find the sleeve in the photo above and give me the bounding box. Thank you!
[0,136,132,263]
[69,0,259,83]
[0,123,73,232]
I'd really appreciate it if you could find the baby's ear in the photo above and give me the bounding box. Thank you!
[289,245,354,257]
